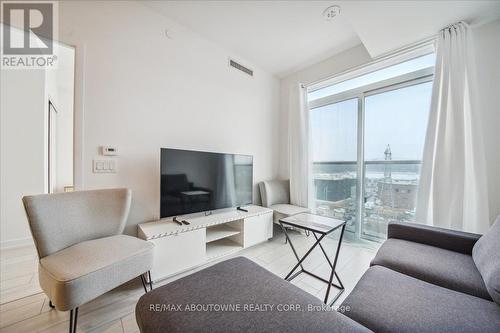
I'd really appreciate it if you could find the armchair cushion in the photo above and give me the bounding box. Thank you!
[39,235,154,311]
[371,239,491,300]
[269,204,309,224]
[270,204,309,217]
[259,180,290,207]
[387,221,481,254]
[473,216,500,305]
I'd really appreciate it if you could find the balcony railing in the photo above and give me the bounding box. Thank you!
[311,160,423,241]
[313,160,421,165]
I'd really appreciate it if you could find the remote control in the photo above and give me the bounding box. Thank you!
[173,217,183,226]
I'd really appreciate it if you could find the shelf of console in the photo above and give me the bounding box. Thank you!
[206,238,242,260]
[206,224,241,243]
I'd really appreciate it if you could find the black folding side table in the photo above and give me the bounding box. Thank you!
[279,213,346,306]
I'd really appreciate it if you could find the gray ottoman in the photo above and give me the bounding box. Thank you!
[135,257,370,333]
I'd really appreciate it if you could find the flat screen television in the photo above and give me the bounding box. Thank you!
[160,148,253,218]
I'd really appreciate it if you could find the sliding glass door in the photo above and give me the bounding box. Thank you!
[310,99,359,233]
[361,81,432,240]
[308,53,434,241]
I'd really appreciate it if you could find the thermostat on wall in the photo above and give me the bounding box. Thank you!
[102,146,118,156]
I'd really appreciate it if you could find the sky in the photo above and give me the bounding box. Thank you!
[309,80,432,162]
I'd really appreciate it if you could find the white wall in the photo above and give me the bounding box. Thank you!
[1,29,75,247]
[279,19,500,225]
[56,1,280,235]
[278,44,372,178]
[0,68,46,247]
[473,18,500,223]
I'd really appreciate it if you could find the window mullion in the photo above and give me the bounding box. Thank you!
[355,94,365,240]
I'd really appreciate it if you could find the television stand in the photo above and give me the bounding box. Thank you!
[138,205,273,282]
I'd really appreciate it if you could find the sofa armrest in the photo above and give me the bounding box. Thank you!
[387,222,481,254]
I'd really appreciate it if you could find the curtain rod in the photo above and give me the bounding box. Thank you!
[371,35,437,63]
[304,35,437,89]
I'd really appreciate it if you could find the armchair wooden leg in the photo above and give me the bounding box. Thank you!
[69,309,72,333]
[69,307,78,333]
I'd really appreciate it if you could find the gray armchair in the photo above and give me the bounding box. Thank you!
[22,188,154,333]
[259,179,309,224]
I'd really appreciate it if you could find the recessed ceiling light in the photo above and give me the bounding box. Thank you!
[323,5,341,21]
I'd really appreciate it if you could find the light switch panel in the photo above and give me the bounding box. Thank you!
[93,159,117,173]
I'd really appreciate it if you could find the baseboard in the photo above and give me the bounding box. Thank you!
[0,237,34,250]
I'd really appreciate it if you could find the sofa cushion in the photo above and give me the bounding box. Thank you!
[473,216,500,305]
[136,257,371,333]
[39,235,154,311]
[341,266,500,333]
[371,238,490,300]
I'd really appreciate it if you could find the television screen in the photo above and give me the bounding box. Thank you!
[160,148,253,218]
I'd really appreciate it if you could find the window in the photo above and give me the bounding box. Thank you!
[308,52,434,241]
[309,53,435,101]
[310,99,358,232]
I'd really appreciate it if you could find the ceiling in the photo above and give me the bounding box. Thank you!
[341,0,500,58]
[142,1,500,78]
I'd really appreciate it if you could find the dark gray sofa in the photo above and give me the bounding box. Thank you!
[341,218,500,332]
[136,217,500,332]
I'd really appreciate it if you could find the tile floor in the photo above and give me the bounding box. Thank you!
[0,227,379,332]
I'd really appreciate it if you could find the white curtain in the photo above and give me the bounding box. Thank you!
[288,83,310,208]
[416,22,489,233]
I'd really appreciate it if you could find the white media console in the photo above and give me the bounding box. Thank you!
[137,205,273,281]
